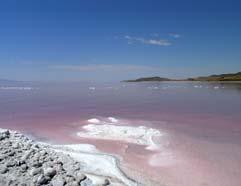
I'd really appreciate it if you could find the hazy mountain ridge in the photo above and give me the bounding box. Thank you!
[124,72,241,82]
[124,76,172,82]
[190,72,241,81]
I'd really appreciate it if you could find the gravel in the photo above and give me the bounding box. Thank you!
[0,128,116,186]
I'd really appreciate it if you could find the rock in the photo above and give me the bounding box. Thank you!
[12,143,20,149]
[32,161,42,168]
[21,150,33,162]
[0,129,10,140]
[0,155,6,162]
[32,144,39,149]
[55,164,65,173]
[0,167,8,174]
[102,179,110,185]
[0,129,10,136]
[0,128,116,186]
[51,176,65,186]
[8,151,15,156]
[54,160,63,165]
[6,161,17,167]
[76,173,86,182]
[29,168,42,176]
[66,181,79,186]
[66,170,76,177]
[20,164,28,172]
[39,150,47,156]
[65,175,75,183]
[80,178,93,186]
[43,167,56,177]
[36,174,49,185]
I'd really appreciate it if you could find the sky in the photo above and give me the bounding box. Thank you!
[0,0,240,81]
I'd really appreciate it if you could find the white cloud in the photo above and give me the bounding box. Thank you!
[124,35,171,46]
[169,33,181,38]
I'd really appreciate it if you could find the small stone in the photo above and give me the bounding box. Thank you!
[0,130,10,140]
[54,160,63,165]
[20,164,28,172]
[0,155,6,162]
[29,168,42,176]
[55,164,64,173]
[80,178,93,186]
[43,167,56,177]
[66,181,79,186]
[76,173,86,182]
[0,167,8,174]
[6,161,16,167]
[51,176,65,186]
[21,150,33,162]
[32,144,39,149]
[65,176,75,183]
[0,129,10,136]
[12,143,20,149]
[32,161,42,168]
[37,174,49,185]
[103,179,110,186]
[8,151,15,157]
[40,150,47,156]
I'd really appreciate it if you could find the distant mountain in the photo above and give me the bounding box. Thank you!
[123,76,172,82]
[123,72,241,82]
[189,72,241,81]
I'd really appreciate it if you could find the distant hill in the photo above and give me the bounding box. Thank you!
[189,72,241,81]
[123,72,241,82]
[123,76,172,82]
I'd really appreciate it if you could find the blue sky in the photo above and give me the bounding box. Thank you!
[0,0,240,81]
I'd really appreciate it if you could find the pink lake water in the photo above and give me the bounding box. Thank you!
[0,81,241,186]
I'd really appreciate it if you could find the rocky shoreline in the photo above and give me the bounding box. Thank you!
[0,128,139,186]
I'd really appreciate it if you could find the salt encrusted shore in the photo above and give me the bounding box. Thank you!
[0,128,140,186]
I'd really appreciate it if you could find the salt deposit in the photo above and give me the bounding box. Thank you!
[87,118,100,124]
[52,144,139,186]
[77,122,164,150]
[108,117,119,123]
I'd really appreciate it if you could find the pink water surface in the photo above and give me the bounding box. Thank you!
[1,81,241,186]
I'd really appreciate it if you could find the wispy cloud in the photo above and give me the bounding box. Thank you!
[124,35,171,46]
[169,33,181,38]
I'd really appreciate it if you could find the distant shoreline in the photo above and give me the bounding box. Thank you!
[123,80,241,83]
[123,72,241,82]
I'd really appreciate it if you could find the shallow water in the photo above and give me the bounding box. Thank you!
[0,81,241,186]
